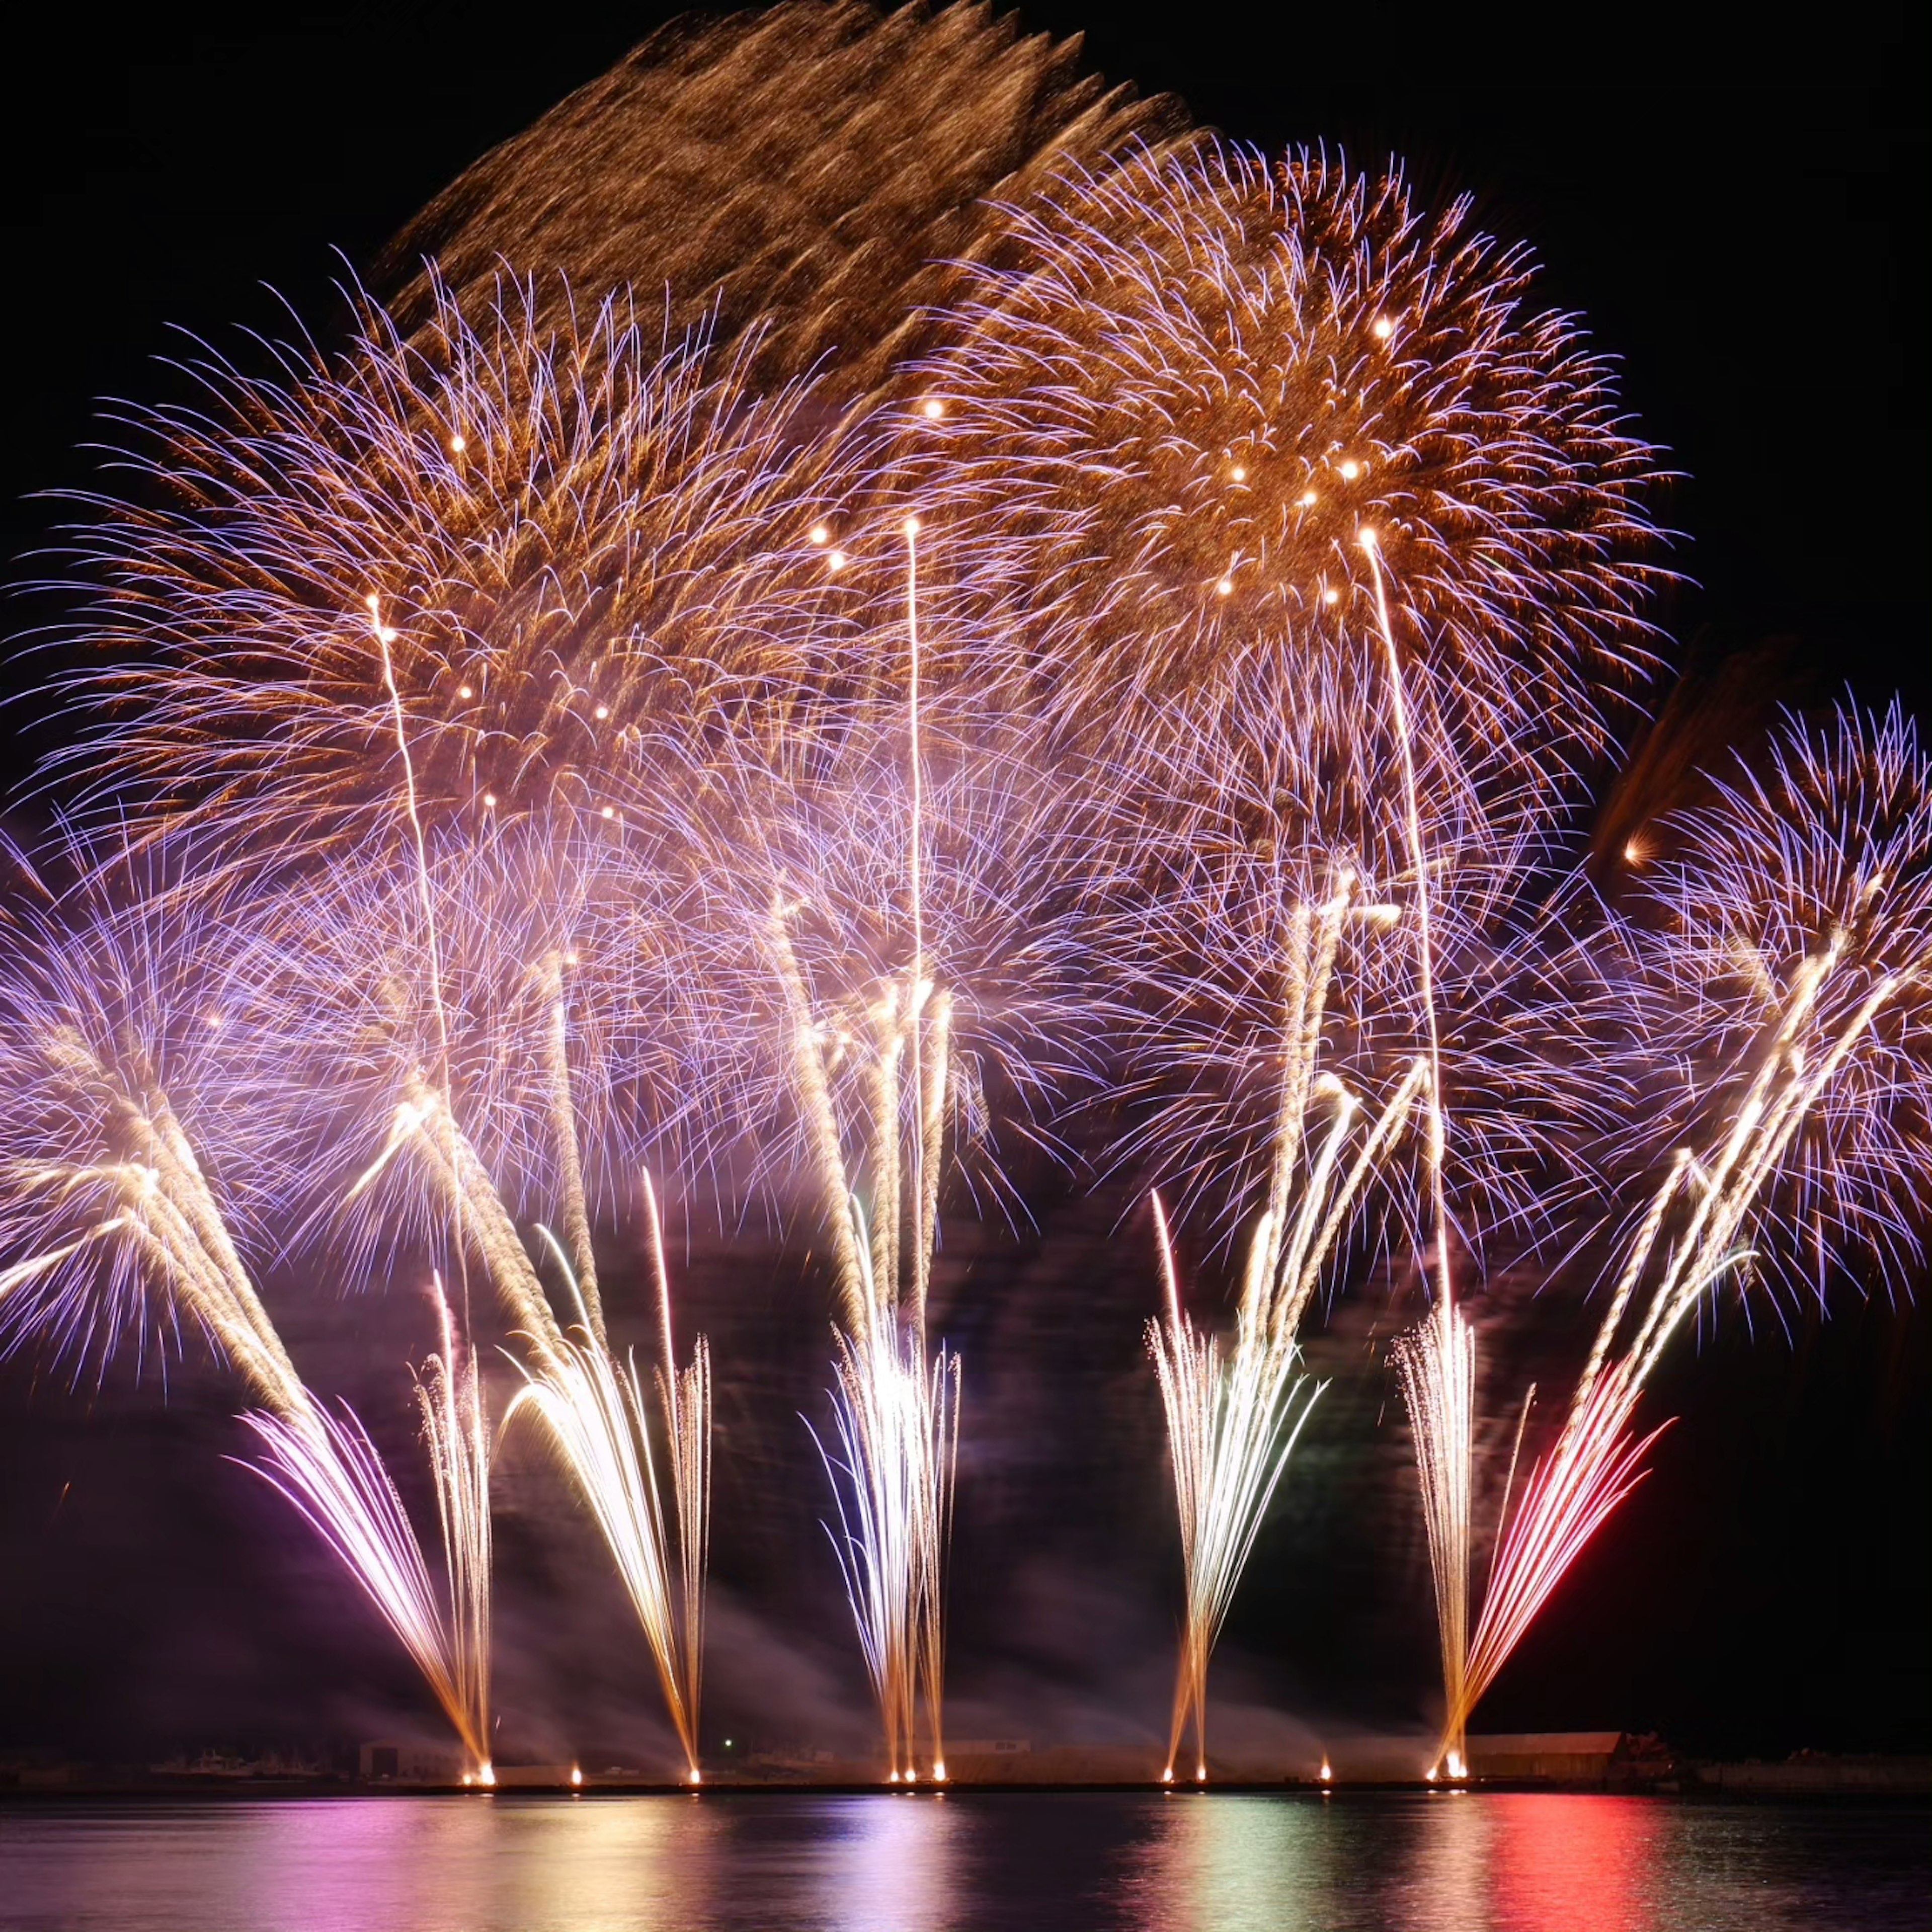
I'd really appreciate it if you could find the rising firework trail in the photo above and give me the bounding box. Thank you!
[1359,524,1482,1782]
[1149,867,1425,1781]
[775,519,960,1784]
[506,1175,711,1781]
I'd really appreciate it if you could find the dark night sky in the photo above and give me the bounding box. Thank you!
[0,2,1925,1768]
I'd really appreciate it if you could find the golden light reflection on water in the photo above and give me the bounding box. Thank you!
[1120,1793,1340,1931]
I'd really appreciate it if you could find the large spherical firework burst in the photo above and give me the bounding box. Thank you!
[891,141,1671,791]
[46,275,876,868]
[379,1,1178,396]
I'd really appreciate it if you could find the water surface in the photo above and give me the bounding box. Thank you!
[0,1792,1921,1931]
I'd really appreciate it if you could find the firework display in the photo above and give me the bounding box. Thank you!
[377,0,1180,397]
[1,7,1925,1787]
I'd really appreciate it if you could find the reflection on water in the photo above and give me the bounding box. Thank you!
[1117,1790,1338,1930]
[1490,1794,1659,1931]
[817,1790,960,1932]
[0,1791,1921,1932]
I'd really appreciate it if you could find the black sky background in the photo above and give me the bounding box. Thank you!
[0,1,1924,1768]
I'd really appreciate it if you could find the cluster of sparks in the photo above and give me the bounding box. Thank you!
[1,8,1926,1785]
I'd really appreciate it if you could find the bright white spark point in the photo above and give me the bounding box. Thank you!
[827,550,846,572]
[449,433,467,452]
[903,515,922,535]
[1323,588,1341,606]
[481,791,497,807]
[593,704,609,720]
[458,685,473,699]
[921,398,944,419]
[1339,459,1362,480]
[1298,491,1317,507]
[1215,578,1233,596]
[809,524,830,545]
[599,804,615,820]
[1231,464,1247,481]
[1373,316,1394,340]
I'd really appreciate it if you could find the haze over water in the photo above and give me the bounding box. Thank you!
[0,1792,1921,1931]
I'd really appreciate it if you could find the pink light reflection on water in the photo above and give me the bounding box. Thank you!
[813,1791,962,1932]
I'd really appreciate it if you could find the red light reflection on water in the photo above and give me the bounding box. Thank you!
[1489,1795,1660,1932]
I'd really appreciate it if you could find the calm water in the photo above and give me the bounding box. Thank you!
[0,1792,1922,1931]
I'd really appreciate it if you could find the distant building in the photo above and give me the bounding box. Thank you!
[358,1741,465,1784]
[1466,1732,1660,1782]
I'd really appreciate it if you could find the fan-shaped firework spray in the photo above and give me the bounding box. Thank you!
[0,891,493,1773]
[234,827,717,1778]
[1148,868,1426,1782]
[505,1177,711,1781]
[771,523,959,1783]
[1427,704,1932,1771]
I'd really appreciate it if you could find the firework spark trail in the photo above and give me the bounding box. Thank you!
[1434,705,1932,1763]
[1392,1303,1476,1778]
[1148,863,1428,1779]
[774,520,962,1783]
[1357,525,1484,1779]
[0,912,493,1770]
[506,1177,710,1780]
[245,1273,493,1775]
